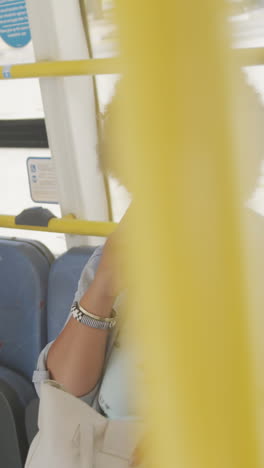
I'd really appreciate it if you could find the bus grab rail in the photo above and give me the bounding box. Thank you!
[235,47,264,66]
[0,50,262,81]
[0,214,117,237]
[0,58,121,80]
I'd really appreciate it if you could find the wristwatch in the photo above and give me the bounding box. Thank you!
[71,301,117,330]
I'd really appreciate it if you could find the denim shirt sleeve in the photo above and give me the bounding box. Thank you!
[32,246,104,400]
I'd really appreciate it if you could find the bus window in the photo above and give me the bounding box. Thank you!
[88,5,131,221]
[0,37,66,256]
[230,1,264,216]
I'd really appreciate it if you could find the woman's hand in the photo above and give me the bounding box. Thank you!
[92,212,129,299]
[78,211,129,319]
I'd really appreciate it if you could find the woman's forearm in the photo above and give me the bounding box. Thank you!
[46,280,115,397]
[47,224,122,397]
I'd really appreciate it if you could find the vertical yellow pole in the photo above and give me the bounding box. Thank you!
[115,1,260,467]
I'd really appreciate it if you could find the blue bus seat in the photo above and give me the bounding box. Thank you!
[0,379,29,468]
[47,246,97,342]
[0,238,53,385]
[0,237,53,468]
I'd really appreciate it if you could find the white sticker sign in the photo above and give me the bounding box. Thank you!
[27,157,58,204]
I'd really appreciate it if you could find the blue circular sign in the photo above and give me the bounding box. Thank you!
[0,0,31,48]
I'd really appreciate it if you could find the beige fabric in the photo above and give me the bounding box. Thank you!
[25,380,143,468]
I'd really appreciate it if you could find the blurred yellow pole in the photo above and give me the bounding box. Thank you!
[116,1,260,467]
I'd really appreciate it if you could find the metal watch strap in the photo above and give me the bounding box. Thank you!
[71,302,116,330]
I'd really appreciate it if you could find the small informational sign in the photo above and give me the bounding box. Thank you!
[0,0,31,48]
[27,157,59,204]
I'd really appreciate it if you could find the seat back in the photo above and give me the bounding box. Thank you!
[47,246,97,342]
[0,238,53,380]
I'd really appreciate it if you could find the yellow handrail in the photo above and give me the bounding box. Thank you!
[0,215,117,237]
[0,58,121,80]
[235,47,264,66]
[0,48,262,81]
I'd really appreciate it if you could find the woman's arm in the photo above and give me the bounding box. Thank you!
[46,235,119,398]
